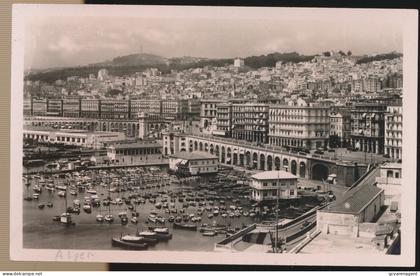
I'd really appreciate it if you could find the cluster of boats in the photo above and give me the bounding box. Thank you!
[111,227,172,250]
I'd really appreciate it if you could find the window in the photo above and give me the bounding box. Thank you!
[263,191,268,197]
[272,182,277,186]
[290,190,295,196]
[272,191,277,196]
[263,182,267,187]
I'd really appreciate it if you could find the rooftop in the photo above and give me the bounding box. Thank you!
[170,151,218,160]
[380,162,402,170]
[322,184,383,215]
[23,125,117,135]
[109,142,162,149]
[251,170,298,180]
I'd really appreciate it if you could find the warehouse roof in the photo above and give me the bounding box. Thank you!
[251,170,298,180]
[170,151,218,160]
[323,184,383,215]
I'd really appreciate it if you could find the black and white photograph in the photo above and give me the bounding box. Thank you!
[10,4,418,266]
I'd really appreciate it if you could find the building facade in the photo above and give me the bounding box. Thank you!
[200,99,223,129]
[169,152,219,176]
[329,110,351,147]
[268,100,330,150]
[249,170,298,202]
[231,103,269,144]
[384,104,402,160]
[350,103,386,154]
[215,103,232,137]
[107,141,162,165]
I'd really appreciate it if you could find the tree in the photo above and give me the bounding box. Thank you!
[347,50,352,56]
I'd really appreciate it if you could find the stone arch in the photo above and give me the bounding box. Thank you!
[245,151,251,168]
[199,142,203,151]
[283,158,289,172]
[299,162,306,178]
[221,146,226,163]
[312,163,329,181]
[204,143,208,152]
[227,147,232,164]
[215,145,220,157]
[252,152,258,169]
[291,160,297,175]
[275,156,281,170]
[260,153,266,171]
[267,155,273,170]
[164,147,168,155]
[194,141,198,151]
[189,140,193,152]
[209,144,214,154]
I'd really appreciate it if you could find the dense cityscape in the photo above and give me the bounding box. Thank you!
[22,50,402,254]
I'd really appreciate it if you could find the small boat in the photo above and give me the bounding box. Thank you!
[207,213,214,219]
[83,204,92,213]
[96,214,104,222]
[173,222,197,231]
[46,202,53,208]
[32,193,40,200]
[57,191,66,197]
[118,212,128,218]
[202,231,217,237]
[130,217,138,224]
[104,214,114,223]
[38,204,45,209]
[111,237,148,250]
[156,216,165,224]
[70,190,78,196]
[56,185,67,191]
[155,202,162,209]
[73,199,81,207]
[148,214,157,223]
[121,216,128,225]
[24,196,33,201]
[168,216,175,223]
[86,189,97,195]
[60,212,74,226]
[213,210,219,216]
[52,215,60,222]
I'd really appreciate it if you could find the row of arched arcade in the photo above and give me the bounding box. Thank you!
[182,138,311,178]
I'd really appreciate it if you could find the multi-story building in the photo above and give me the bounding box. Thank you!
[169,152,219,176]
[80,99,100,118]
[161,99,188,121]
[107,141,162,165]
[268,99,330,150]
[62,98,81,118]
[100,100,130,119]
[32,98,48,116]
[233,58,245,68]
[187,98,201,119]
[200,99,223,129]
[387,73,403,89]
[23,99,32,116]
[363,77,382,93]
[215,103,232,137]
[46,99,63,117]
[97,68,109,81]
[350,102,386,154]
[250,171,298,202]
[130,99,162,119]
[329,109,351,147]
[384,103,402,160]
[231,103,269,144]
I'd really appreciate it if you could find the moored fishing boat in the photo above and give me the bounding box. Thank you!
[111,237,148,250]
[173,221,197,231]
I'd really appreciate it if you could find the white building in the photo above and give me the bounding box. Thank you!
[23,126,126,149]
[169,152,219,176]
[234,58,244,68]
[97,68,109,81]
[385,105,402,160]
[250,171,298,202]
[107,141,162,165]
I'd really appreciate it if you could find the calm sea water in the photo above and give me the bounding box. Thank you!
[23,171,256,251]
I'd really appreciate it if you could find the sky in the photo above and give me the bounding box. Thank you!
[24,13,403,70]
